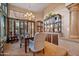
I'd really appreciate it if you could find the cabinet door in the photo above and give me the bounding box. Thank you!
[0,16,5,38]
[46,34,52,43]
[9,19,14,35]
[15,20,20,35]
[52,34,58,45]
[0,16,1,38]
[1,16,5,38]
[1,3,8,16]
[24,21,28,36]
[28,22,32,37]
[32,22,35,37]
[20,21,24,36]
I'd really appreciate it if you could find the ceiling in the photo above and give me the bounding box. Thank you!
[10,3,49,12]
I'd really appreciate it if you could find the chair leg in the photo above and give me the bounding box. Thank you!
[29,48,31,52]
[43,49,45,54]
[29,48,30,51]
[33,52,35,56]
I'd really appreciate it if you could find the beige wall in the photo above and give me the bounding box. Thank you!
[43,3,70,38]
[34,11,44,21]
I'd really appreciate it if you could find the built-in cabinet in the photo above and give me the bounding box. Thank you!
[0,3,8,55]
[7,17,35,42]
[45,33,58,45]
[0,3,8,40]
[44,14,62,33]
[36,21,43,32]
[44,14,62,45]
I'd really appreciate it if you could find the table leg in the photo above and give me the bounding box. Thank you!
[25,39,28,53]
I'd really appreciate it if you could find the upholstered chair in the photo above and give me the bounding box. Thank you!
[29,32,47,56]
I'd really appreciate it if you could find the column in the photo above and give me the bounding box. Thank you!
[67,4,79,39]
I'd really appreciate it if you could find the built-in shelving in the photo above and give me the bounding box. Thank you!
[0,3,8,56]
[7,17,35,42]
[44,14,62,33]
[36,21,43,32]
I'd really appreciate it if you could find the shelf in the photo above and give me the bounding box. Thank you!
[44,14,62,33]
[36,21,43,32]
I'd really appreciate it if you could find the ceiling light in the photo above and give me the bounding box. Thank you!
[24,12,35,20]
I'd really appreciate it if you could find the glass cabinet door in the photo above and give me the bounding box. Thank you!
[28,22,32,37]
[15,20,20,36]
[1,3,8,16]
[44,14,62,33]
[24,21,27,36]
[0,16,1,38]
[0,3,8,43]
[0,15,6,42]
[9,19,14,36]
[0,16,4,38]
[20,21,24,36]
[7,17,35,39]
[32,22,34,37]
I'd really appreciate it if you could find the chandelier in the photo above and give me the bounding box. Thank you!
[24,12,35,20]
[24,4,36,20]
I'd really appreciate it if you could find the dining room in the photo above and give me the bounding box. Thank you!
[0,3,79,56]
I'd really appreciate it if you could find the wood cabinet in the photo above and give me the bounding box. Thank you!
[36,21,43,32]
[44,14,62,45]
[0,3,8,55]
[46,33,58,45]
[0,3,8,38]
[7,17,35,42]
[44,14,62,33]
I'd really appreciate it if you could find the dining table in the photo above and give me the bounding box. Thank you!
[25,37,34,53]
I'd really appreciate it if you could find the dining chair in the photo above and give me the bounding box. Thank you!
[29,32,47,56]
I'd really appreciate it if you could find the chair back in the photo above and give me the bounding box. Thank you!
[34,32,47,51]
